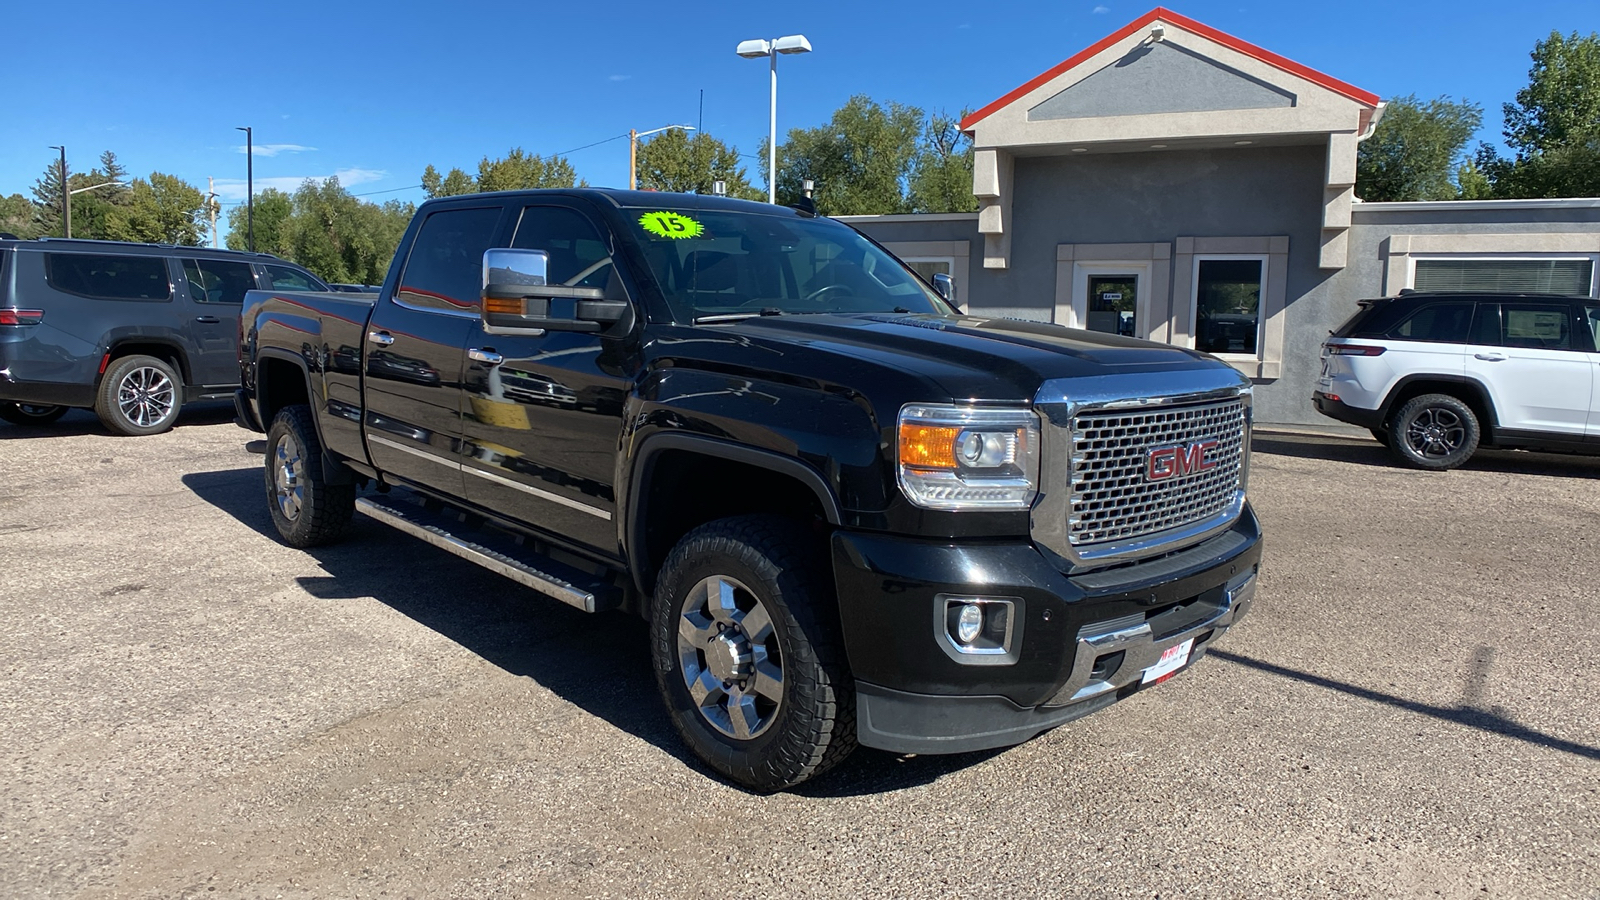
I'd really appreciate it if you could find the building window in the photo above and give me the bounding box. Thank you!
[1192,256,1266,356]
[900,257,954,284]
[1412,257,1596,297]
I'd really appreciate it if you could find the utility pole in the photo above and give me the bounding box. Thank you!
[48,146,69,238]
[236,126,253,251]
[208,176,219,248]
[629,129,637,191]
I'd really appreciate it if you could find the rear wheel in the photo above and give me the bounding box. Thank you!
[1387,393,1480,470]
[96,355,181,436]
[265,405,355,547]
[0,402,69,426]
[650,515,855,791]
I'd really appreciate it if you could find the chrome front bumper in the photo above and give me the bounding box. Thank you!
[1045,569,1257,707]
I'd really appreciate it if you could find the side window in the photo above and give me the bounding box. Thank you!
[265,265,324,292]
[1388,302,1473,343]
[1585,305,1600,352]
[1502,303,1572,350]
[43,253,171,301]
[1469,303,1501,345]
[398,207,504,313]
[511,206,614,289]
[183,259,256,304]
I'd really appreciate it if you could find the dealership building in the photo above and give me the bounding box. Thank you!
[848,7,1600,427]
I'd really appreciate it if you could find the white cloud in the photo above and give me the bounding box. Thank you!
[211,167,387,201]
[608,74,630,81]
[236,143,317,157]
[1093,4,1109,12]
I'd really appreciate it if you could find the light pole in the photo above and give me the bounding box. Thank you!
[47,146,69,238]
[236,126,253,251]
[629,124,695,190]
[736,34,811,204]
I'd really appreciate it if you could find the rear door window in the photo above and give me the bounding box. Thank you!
[397,206,504,314]
[44,253,171,301]
[182,258,257,303]
[1387,302,1474,343]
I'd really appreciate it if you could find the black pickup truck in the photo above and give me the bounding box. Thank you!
[236,189,1262,790]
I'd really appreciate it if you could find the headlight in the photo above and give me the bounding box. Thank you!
[897,404,1040,511]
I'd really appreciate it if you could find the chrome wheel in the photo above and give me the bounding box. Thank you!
[1404,407,1466,459]
[676,575,784,740]
[272,431,305,522]
[116,366,175,429]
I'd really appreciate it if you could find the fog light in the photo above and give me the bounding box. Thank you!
[955,603,984,643]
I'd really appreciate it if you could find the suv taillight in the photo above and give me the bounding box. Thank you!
[1328,344,1385,356]
[0,309,44,326]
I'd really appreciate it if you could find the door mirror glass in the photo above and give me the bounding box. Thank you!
[931,272,958,309]
[481,248,624,334]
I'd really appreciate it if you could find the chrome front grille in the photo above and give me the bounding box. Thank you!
[1068,399,1245,547]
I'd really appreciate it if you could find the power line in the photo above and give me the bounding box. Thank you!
[352,184,422,197]
[555,132,630,155]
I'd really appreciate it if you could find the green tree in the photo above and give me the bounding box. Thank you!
[0,193,40,238]
[1504,30,1600,159]
[635,129,762,198]
[104,173,209,246]
[908,110,978,213]
[225,188,296,256]
[421,164,477,198]
[770,95,925,214]
[1355,94,1483,201]
[421,149,584,198]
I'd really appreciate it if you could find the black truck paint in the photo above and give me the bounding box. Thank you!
[236,189,1262,790]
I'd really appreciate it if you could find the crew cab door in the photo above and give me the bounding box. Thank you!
[177,256,255,387]
[1464,301,1593,437]
[1584,303,1600,439]
[362,204,508,496]
[459,204,633,554]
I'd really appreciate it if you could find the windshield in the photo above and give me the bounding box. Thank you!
[625,208,952,323]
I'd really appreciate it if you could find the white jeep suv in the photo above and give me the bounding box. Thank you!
[1314,292,1600,470]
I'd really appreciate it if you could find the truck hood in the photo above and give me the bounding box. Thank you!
[708,312,1229,400]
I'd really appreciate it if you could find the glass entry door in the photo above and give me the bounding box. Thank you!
[1085,274,1137,336]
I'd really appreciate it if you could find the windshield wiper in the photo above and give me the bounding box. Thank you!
[692,308,787,325]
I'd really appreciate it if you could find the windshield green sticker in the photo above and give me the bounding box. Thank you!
[639,211,704,239]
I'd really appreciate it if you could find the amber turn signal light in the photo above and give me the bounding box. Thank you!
[484,297,524,315]
[899,423,960,469]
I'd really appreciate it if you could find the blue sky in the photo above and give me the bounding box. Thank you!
[4,0,1594,239]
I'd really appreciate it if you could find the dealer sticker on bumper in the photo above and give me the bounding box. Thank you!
[1141,638,1195,685]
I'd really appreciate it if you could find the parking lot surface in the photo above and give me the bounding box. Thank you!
[2,408,1597,899]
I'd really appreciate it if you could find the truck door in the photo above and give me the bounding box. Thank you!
[1464,301,1593,437]
[1584,303,1600,439]
[362,204,508,496]
[459,204,633,555]
[178,256,255,387]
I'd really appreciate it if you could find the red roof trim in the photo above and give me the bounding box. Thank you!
[959,7,1379,132]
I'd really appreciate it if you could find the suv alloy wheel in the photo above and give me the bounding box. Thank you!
[1387,393,1481,470]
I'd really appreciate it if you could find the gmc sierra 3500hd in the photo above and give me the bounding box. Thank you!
[235,189,1262,791]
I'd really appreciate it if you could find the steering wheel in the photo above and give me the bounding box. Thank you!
[801,283,855,304]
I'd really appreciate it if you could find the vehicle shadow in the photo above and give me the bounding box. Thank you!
[0,401,237,440]
[182,465,994,796]
[1252,432,1600,479]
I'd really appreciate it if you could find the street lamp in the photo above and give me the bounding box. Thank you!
[629,124,696,190]
[47,146,69,238]
[236,126,253,251]
[736,34,812,204]
[68,181,126,196]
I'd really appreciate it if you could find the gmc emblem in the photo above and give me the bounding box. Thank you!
[1147,440,1219,482]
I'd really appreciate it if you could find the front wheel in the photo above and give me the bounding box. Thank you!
[650,515,855,791]
[95,354,182,436]
[0,402,69,426]
[1387,393,1480,470]
[265,405,355,547]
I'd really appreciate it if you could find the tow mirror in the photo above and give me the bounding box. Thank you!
[932,272,959,309]
[481,248,626,334]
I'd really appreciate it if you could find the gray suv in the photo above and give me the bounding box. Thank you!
[0,238,329,435]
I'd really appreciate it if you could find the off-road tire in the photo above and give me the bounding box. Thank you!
[265,405,355,547]
[0,402,69,426]
[650,515,856,792]
[1387,393,1480,471]
[95,354,182,436]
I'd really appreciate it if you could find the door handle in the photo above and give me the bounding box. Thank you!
[1474,352,1507,361]
[194,316,221,324]
[367,331,395,347]
[468,348,503,365]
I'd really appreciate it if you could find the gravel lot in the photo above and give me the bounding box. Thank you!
[2,407,1597,899]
